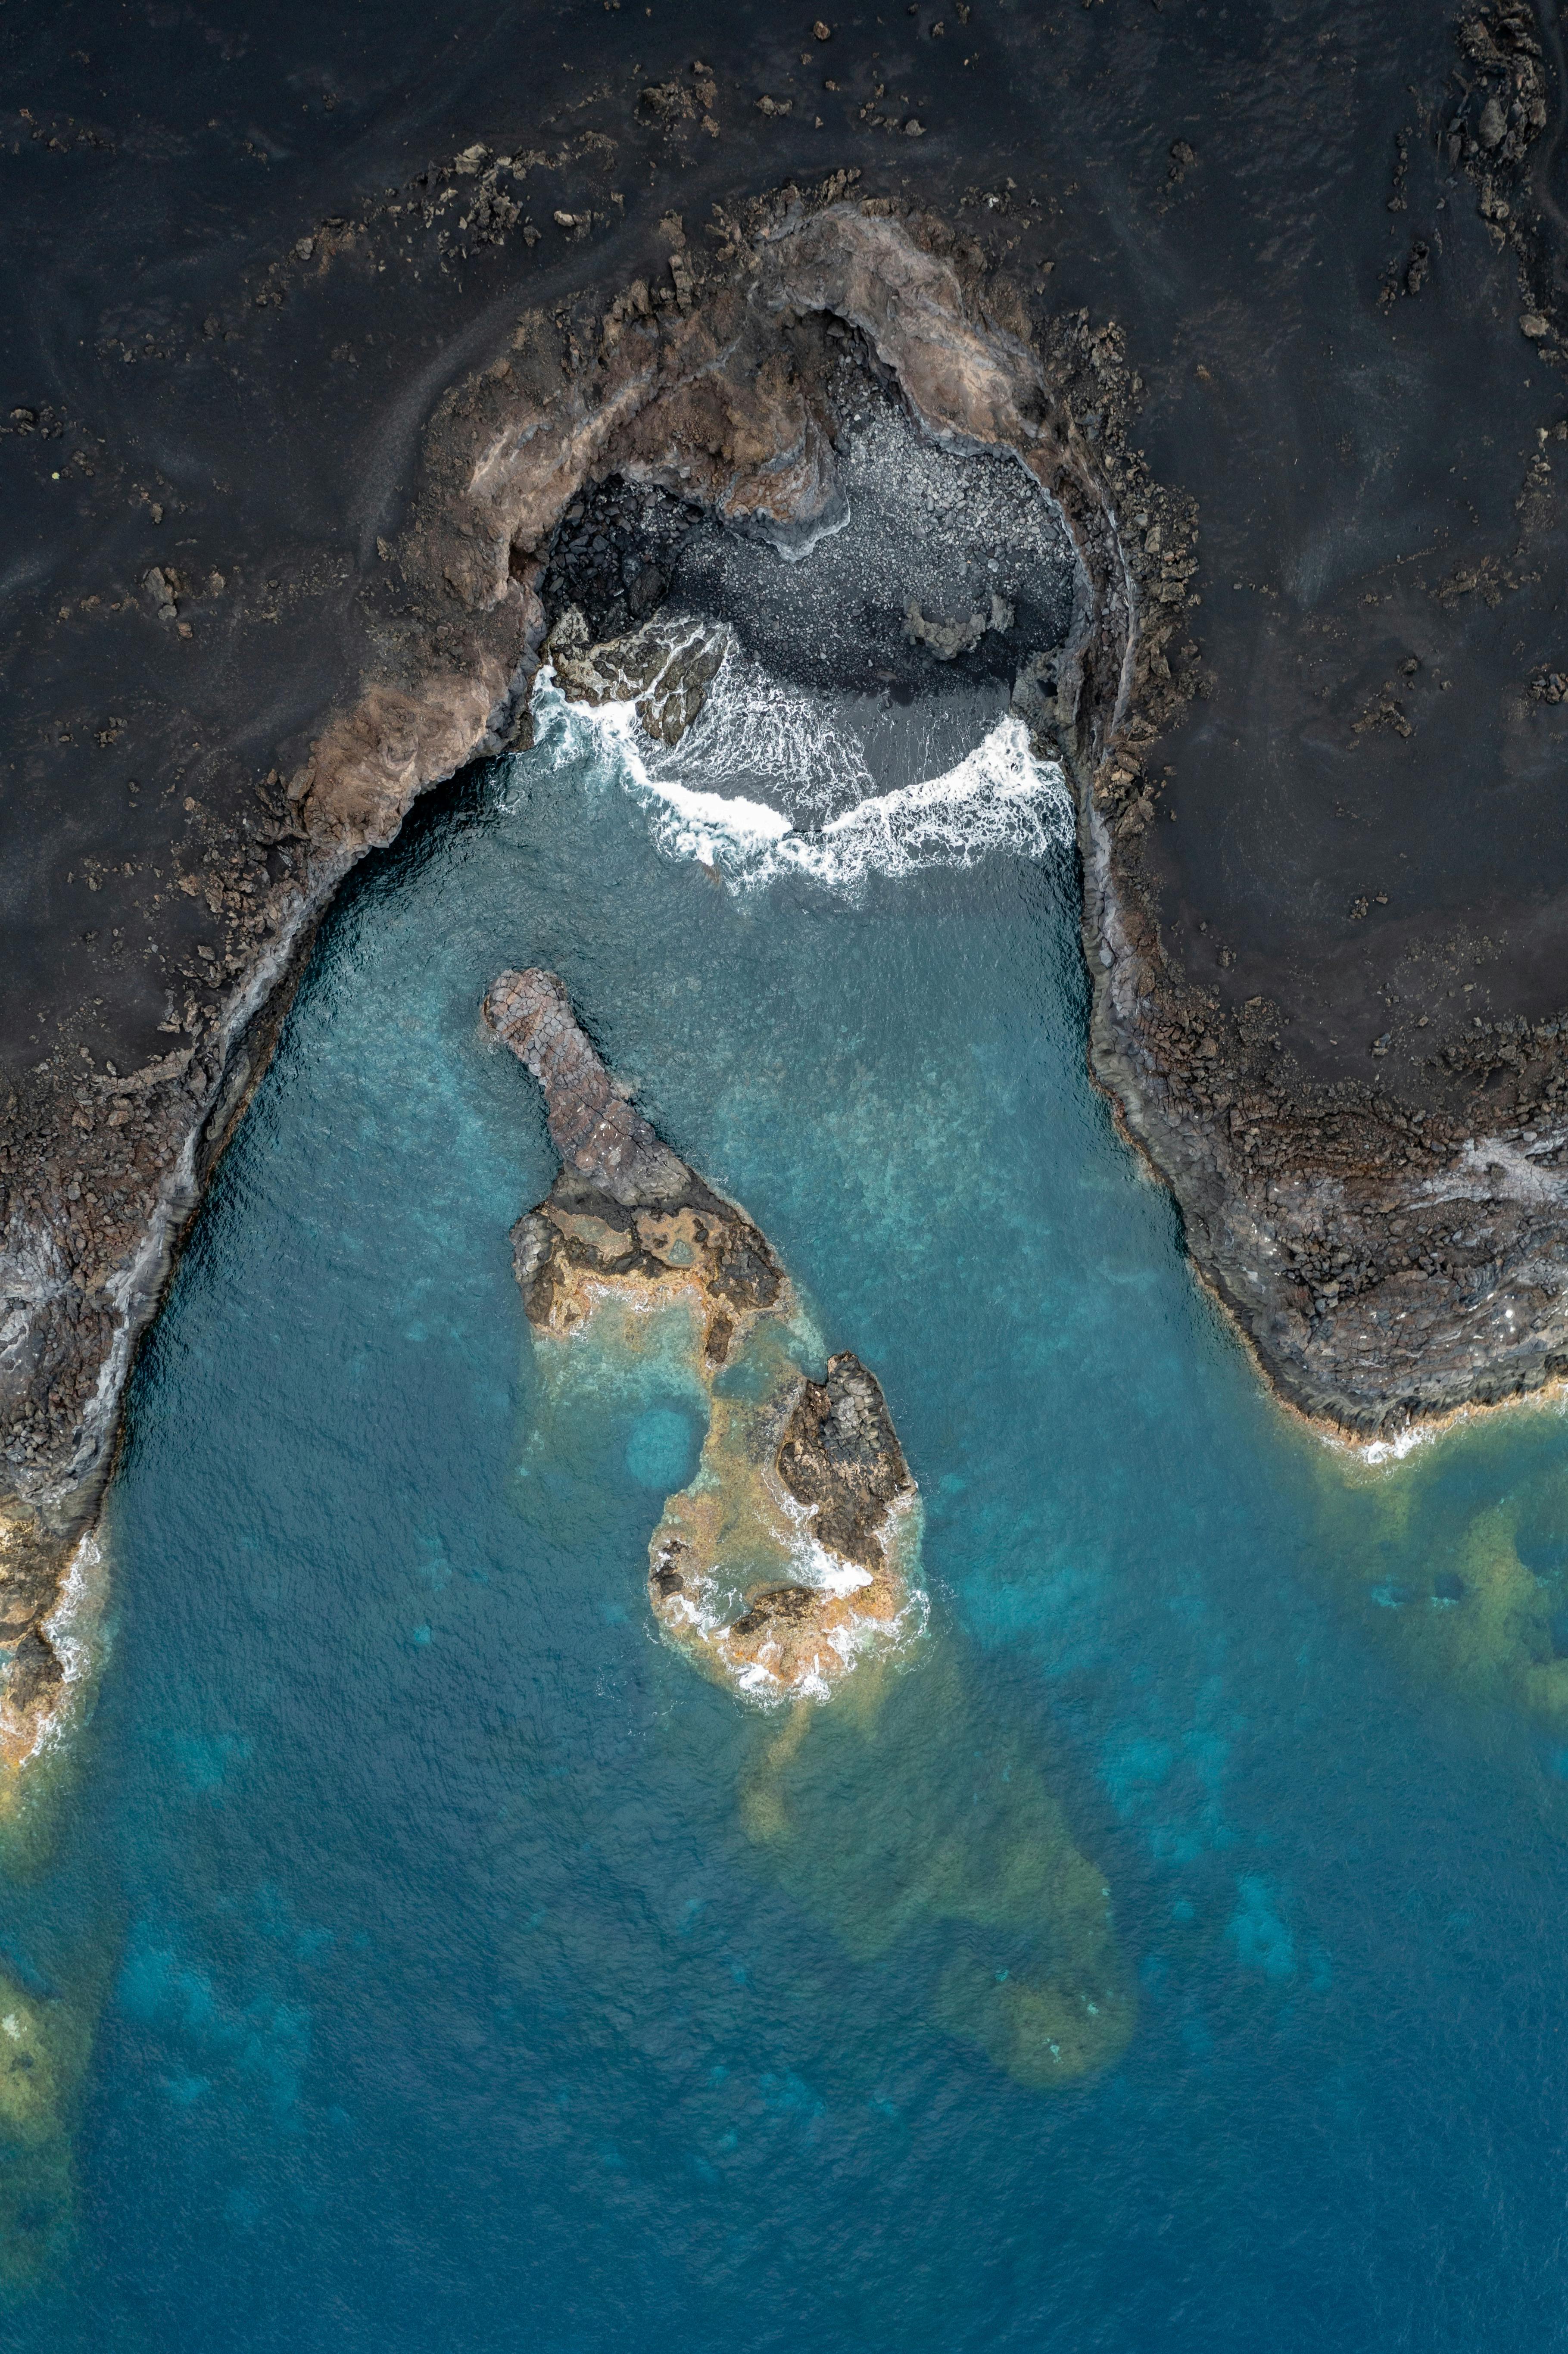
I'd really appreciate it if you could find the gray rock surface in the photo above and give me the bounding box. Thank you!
[482,967,692,1208]
[544,608,729,745]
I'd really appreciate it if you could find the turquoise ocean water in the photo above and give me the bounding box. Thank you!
[7,671,1568,2347]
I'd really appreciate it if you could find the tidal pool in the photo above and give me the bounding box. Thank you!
[6,668,1568,2348]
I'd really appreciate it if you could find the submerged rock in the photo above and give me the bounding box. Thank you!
[903,590,1015,661]
[0,1955,96,2283]
[483,967,922,1699]
[737,1642,1137,2087]
[543,605,729,745]
[0,1515,71,1774]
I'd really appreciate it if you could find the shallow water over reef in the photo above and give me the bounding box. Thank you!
[10,678,1568,2347]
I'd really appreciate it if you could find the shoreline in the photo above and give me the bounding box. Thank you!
[9,183,1568,1769]
[1079,775,1568,1439]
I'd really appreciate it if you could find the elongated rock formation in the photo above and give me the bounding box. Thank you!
[483,968,922,1697]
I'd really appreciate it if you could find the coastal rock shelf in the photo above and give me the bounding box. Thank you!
[483,967,923,1699]
[0,1518,68,1771]
[542,608,729,747]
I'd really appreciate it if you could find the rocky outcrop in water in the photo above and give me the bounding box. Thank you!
[0,1517,65,1767]
[543,607,729,746]
[484,967,921,1698]
[775,1355,911,1571]
[904,592,1015,662]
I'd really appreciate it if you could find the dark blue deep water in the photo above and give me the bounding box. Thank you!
[9,682,1568,2349]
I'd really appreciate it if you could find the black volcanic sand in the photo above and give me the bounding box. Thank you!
[6,0,1568,1498]
[539,387,1079,807]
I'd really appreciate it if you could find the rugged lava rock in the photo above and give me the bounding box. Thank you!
[542,607,729,746]
[776,1356,913,1571]
[484,966,921,1698]
[540,477,705,645]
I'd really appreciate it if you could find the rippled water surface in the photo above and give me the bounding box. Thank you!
[9,674,1568,2350]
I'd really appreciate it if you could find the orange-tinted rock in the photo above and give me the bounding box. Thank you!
[485,969,923,1700]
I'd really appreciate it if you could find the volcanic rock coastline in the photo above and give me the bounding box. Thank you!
[0,185,1140,1770]
[483,966,919,1697]
[542,607,730,747]
[12,103,1568,1762]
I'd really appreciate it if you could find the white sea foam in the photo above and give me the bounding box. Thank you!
[8,1530,106,1768]
[531,662,1072,894]
[549,642,882,815]
[723,1575,932,1707]
[1341,1423,1439,1471]
[809,1548,874,1598]
[1332,1382,1568,1472]
[656,653,877,809]
[652,1473,929,1708]
[40,1530,103,1692]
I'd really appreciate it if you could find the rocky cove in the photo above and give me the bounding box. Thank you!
[9,165,1568,1779]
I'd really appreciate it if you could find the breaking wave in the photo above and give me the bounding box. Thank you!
[651,647,877,811]
[528,664,1073,894]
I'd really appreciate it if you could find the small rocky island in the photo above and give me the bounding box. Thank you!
[482,967,921,1698]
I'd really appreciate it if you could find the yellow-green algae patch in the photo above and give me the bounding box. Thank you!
[738,1648,1135,2086]
[0,1956,99,2289]
[1313,1402,1568,1723]
[0,1524,109,1875]
[648,1308,927,1701]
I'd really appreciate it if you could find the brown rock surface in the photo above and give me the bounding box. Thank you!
[776,1355,913,1573]
[485,967,920,1700]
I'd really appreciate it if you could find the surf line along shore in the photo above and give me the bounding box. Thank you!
[8,181,1568,1783]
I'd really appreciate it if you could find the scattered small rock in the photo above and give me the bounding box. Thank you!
[904,591,1013,660]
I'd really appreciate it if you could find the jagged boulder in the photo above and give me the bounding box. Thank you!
[544,606,729,744]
